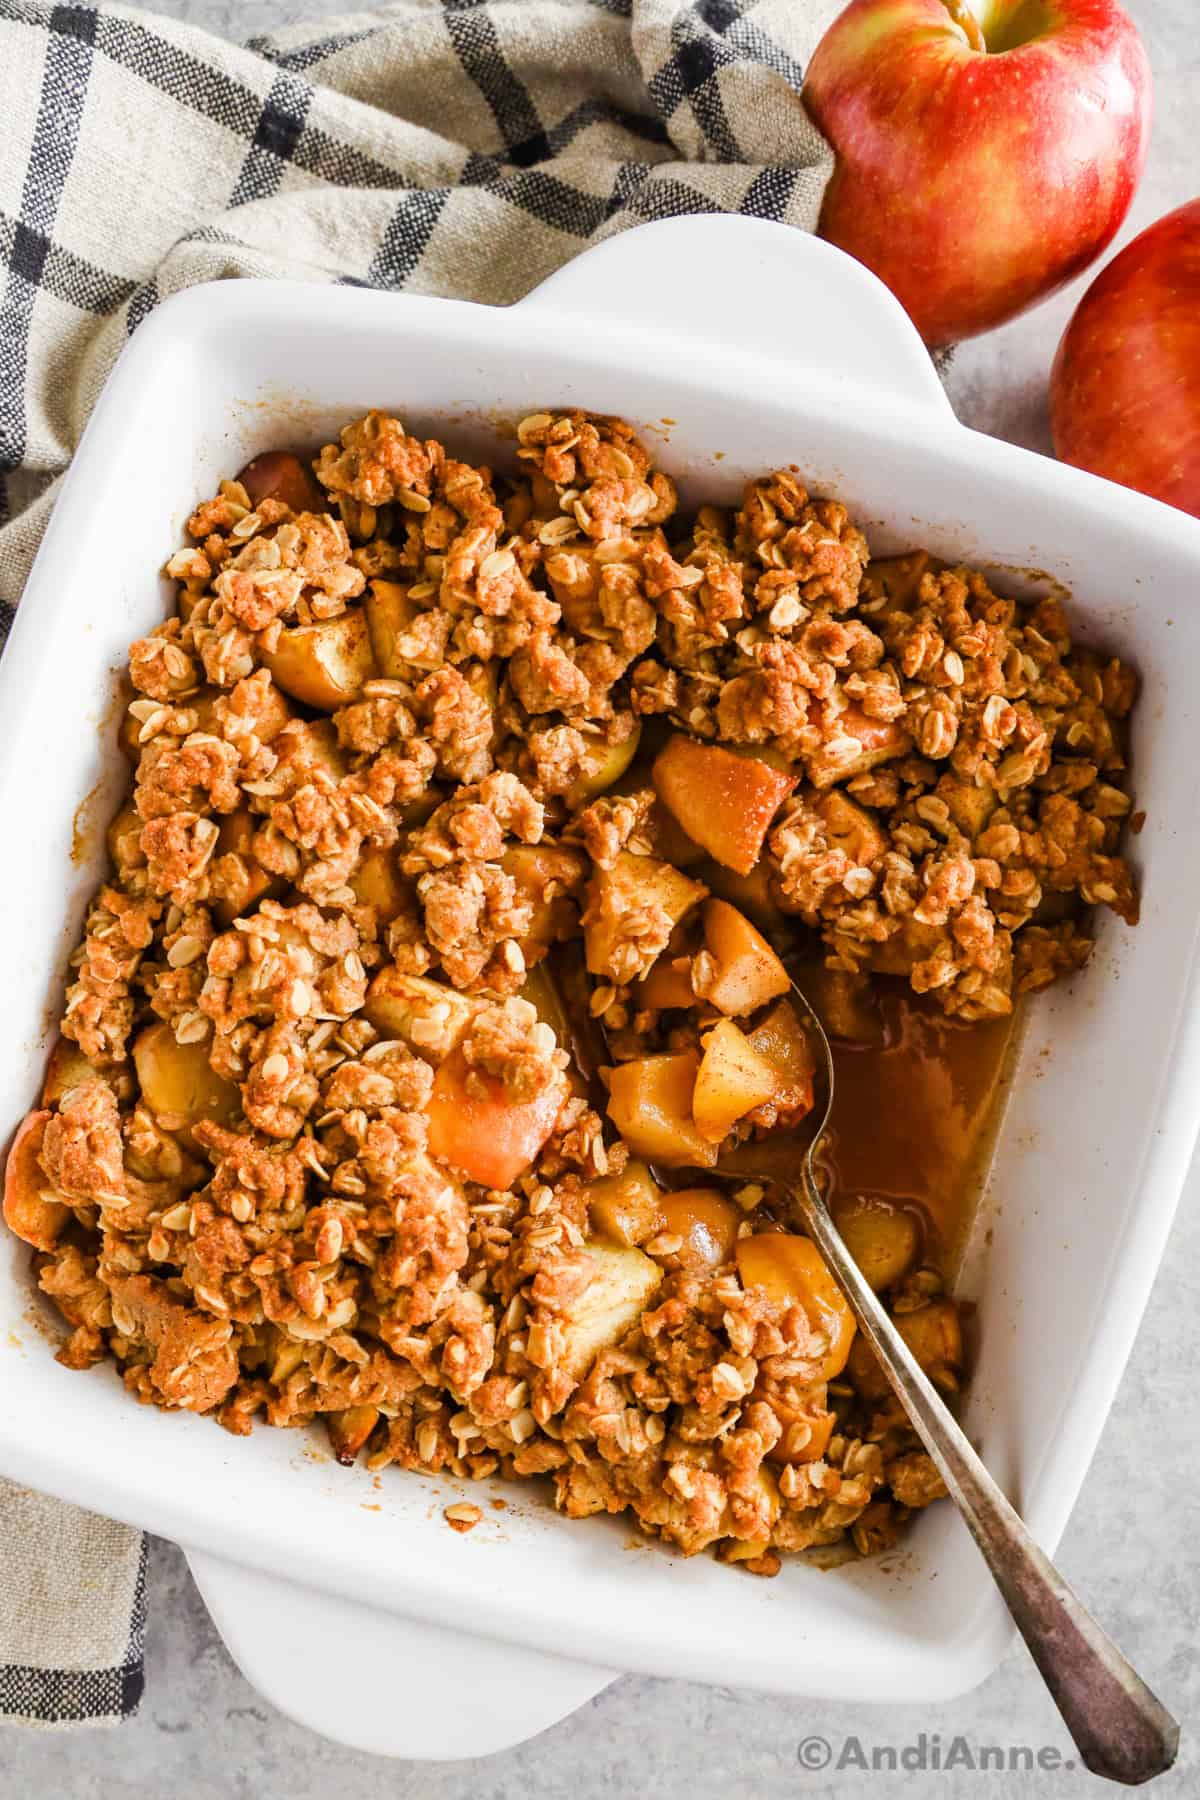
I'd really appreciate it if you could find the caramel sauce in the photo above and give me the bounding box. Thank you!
[806,978,1016,1270]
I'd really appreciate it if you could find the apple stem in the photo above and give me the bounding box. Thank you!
[941,0,987,51]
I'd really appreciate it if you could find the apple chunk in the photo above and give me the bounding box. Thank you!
[745,999,817,1128]
[349,845,413,927]
[816,789,887,866]
[582,851,706,983]
[606,1051,716,1169]
[213,810,287,927]
[652,735,796,876]
[41,1039,105,1108]
[426,1047,564,1190]
[659,1189,740,1272]
[132,1024,241,1132]
[365,579,421,680]
[237,449,325,514]
[807,705,911,790]
[830,1193,919,1292]
[735,1233,855,1380]
[636,953,695,1013]
[263,608,376,710]
[559,1243,663,1381]
[586,1159,664,1247]
[847,1296,961,1401]
[699,899,789,1017]
[692,1020,783,1143]
[364,969,476,1063]
[503,844,589,967]
[3,1111,70,1251]
[564,719,643,810]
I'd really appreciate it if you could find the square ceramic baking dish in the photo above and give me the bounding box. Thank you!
[3,216,1200,1761]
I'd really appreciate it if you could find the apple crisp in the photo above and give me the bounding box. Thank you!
[3,412,1138,1574]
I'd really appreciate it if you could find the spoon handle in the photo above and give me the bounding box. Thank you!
[795,1179,1178,1788]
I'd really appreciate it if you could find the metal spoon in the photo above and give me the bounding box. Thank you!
[720,978,1178,1788]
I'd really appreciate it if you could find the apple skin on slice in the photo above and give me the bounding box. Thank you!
[236,450,326,514]
[3,1111,70,1251]
[426,1047,564,1190]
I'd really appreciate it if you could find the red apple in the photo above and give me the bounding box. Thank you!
[1050,199,1200,515]
[805,0,1152,347]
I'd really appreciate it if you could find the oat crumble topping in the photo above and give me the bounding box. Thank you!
[3,411,1138,1574]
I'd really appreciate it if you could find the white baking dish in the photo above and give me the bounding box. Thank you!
[2,216,1199,1761]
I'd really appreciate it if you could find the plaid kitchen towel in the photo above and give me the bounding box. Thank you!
[0,1487,146,1727]
[0,0,837,1727]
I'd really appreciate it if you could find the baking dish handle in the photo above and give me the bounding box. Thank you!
[519,215,953,421]
[186,1548,618,1760]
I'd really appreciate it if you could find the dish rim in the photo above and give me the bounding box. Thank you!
[3,221,1200,1721]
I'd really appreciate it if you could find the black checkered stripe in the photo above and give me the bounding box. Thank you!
[0,0,833,642]
[0,1536,146,1726]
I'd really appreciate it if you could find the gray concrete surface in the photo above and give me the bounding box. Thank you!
[3,2,1197,1795]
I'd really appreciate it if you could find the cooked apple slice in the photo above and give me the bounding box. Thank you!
[606,1051,717,1169]
[646,795,707,870]
[802,965,883,1046]
[106,801,146,876]
[586,1159,664,1247]
[830,1194,919,1292]
[565,719,643,810]
[692,1019,782,1143]
[213,810,287,927]
[237,449,325,514]
[896,1296,962,1376]
[425,1046,564,1190]
[263,609,376,711]
[699,899,789,1017]
[860,550,929,611]
[349,845,413,927]
[41,1039,106,1108]
[769,1404,836,1468]
[745,999,816,1126]
[636,953,696,1012]
[559,1243,663,1381]
[364,579,421,680]
[736,1234,855,1380]
[3,1111,71,1251]
[132,1024,241,1131]
[659,1188,740,1272]
[363,969,476,1063]
[583,851,707,982]
[652,735,796,875]
[502,844,589,967]
[847,1295,962,1401]
[816,789,888,866]
[808,704,911,790]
